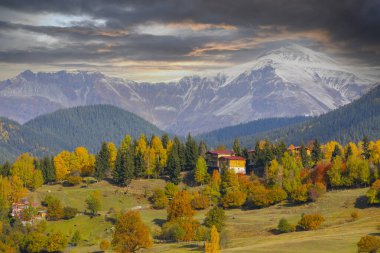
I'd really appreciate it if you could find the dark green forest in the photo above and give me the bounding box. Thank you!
[0,105,164,163]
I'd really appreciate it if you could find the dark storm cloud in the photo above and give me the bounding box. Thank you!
[0,0,379,65]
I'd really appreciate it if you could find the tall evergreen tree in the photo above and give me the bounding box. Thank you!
[167,146,181,184]
[311,139,322,164]
[331,144,342,161]
[173,136,186,170]
[345,144,353,160]
[185,134,199,171]
[39,156,56,183]
[232,138,242,156]
[114,135,135,185]
[300,143,309,168]
[95,142,110,180]
[362,135,371,159]
[161,134,170,149]
[198,140,208,157]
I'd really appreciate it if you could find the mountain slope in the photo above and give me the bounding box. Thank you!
[0,105,164,162]
[0,44,378,135]
[210,84,380,147]
[197,116,309,148]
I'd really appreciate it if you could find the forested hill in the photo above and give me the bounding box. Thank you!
[238,84,380,147]
[0,105,164,162]
[196,116,309,148]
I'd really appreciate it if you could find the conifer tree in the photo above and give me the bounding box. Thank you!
[95,142,110,180]
[198,140,208,157]
[114,135,135,185]
[232,138,242,156]
[167,145,181,184]
[300,143,309,168]
[185,134,199,171]
[311,139,322,163]
[331,144,342,161]
[161,133,170,149]
[362,135,371,159]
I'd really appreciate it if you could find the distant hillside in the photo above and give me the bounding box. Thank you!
[238,84,380,147]
[197,116,308,148]
[0,105,164,162]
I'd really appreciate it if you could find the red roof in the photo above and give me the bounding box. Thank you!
[220,156,245,160]
[207,150,234,155]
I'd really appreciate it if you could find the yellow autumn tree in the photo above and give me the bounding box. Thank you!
[205,225,220,253]
[9,175,27,203]
[112,211,152,253]
[74,147,95,176]
[0,176,11,209]
[54,150,73,181]
[370,139,380,165]
[11,153,35,188]
[107,142,117,171]
[345,142,361,158]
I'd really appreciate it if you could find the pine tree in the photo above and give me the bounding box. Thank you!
[345,144,353,160]
[362,135,371,159]
[232,138,242,156]
[161,134,170,149]
[300,143,309,168]
[311,139,322,164]
[331,144,342,161]
[113,135,135,185]
[185,134,199,171]
[198,140,208,157]
[0,161,11,176]
[167,146,181,184]
[95,142,110,180]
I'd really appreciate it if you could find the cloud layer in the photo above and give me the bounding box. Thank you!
[0,0,379,81]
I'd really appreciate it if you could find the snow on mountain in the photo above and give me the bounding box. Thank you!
[0,44,378,135]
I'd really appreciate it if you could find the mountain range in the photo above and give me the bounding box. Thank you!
[0,44,378,135]
[200,84,380,148]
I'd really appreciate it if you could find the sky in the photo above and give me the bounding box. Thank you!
[0,0,379,82]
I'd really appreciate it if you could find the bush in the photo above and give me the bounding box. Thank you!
[194,226,209,241]
[366,179,380,205]
[70,230,81,246]
[66,176,82,186]
[152,189,168,209]
[191,192,209,210]
[277,218,295,233]
[63,206,78,220]
[161,222,186,242]
[298,213,325,230]
[204,206,226,232]
[41,195,54,207]
[99,240,110,252]
[357,235,380,253]
[164,183,179,199]
[47,198,64,220]
[222,189,247,208]
[351,211,359,221]
[290,184,309,203]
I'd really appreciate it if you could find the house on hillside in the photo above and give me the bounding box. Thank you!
[219,156,246,174]
[11,198,44,225]
[206,150,246,174]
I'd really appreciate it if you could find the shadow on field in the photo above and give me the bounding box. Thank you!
[354,195,369,209]
[153,218,166,226]
[179,243,203,251]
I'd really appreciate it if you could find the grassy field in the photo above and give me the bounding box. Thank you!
[27,180,379,253]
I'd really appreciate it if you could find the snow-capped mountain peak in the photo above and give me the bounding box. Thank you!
[0,44,378,135]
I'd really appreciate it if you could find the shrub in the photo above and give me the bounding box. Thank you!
[290,184,309,203]
[70,230,81,246]
[351,211,359,221]
[204,206,226,232]
[366,179,380,205]
[47,198,64,220]
[222,189,246,208]
[277,218,295,233]
[99,240,110,252]
[63,206,78,220]
[41,195,54,207]
[161,222,186,242]
[66,176,82,186]
[298,213,325,230]
[194,226,209,241]
[357,235,380,253]
[191,192,209,210]
[152,189,168,209]
[164,182,179,199]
